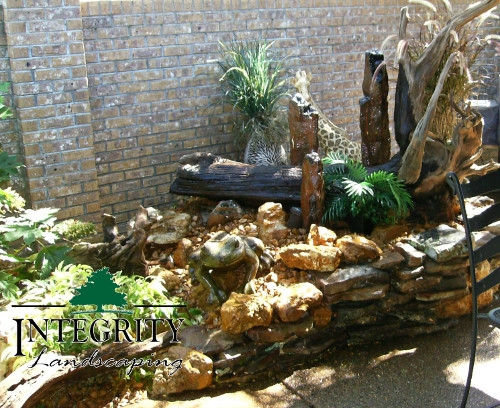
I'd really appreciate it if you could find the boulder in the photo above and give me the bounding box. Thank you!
[148,266,182,291]
[317,265,390,296]
[370,224,409,245]
[147,211,191,245]
[207,200,243,228]
[312,305,333,328]
[173,237,193,268]
[406,224,468,263]
[246,316,315,343]
[372,251,405,271]
[393,241,426,267]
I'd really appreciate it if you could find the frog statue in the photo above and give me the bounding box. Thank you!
[188,231,274,304]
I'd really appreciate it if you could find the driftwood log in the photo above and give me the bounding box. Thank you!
[69,207,148,276]
[395,0,500,191]
[169,152,302,208]
[0,330,176,408]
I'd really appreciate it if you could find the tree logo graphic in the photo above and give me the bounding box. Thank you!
[70,267,132,315]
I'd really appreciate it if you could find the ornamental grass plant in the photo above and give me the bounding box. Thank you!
[218,38,289,149]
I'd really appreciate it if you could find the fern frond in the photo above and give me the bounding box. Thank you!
[343,179,374,199]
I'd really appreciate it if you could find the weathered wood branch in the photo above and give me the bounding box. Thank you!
[0,331,176,408]
[399,52,460,184]
[69,208,148,276]
[394,0,500,154]
[170,153,302,208]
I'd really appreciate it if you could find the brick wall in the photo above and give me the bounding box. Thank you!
[1,0,101,223]
[0,1,499,228]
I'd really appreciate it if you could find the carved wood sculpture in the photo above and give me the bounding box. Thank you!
[395,0,500,193]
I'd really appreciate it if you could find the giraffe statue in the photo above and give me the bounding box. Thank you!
[291,70,362,161]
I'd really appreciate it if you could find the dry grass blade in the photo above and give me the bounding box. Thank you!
[409,0,437,12]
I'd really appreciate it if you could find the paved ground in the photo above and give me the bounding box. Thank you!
[129,309,500,408]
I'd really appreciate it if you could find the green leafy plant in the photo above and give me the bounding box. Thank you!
[0,151,21,185]
[322,153,414,228]
[53,219,96,242]
[0,207,72,279]
[0,82,13,120]
[218,37,289,146]
[0,151,76,281]
[7,263,202,369]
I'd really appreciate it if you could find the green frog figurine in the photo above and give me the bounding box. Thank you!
[188,231,273,304]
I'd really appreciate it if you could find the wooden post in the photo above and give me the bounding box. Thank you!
[301,152,324,231]
[359,50,391,166]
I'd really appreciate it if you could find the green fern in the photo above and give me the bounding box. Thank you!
[322,153,413,227]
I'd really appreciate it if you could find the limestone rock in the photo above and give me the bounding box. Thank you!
[147,211,191,245]
[406,224,468,263]
[416,288,468,302]
[307,224,337,246]
[256,202,289,244]
[424,257,468,276]
[173,238,193,268]
[273,282,323,322]
[317,265,390,296]
[149,266,182,291]
[435,261,494,319]
[220,293,273,334]
[370,224,408,245]
[207,200,243,228]
[372,251,405,271]
[312,305,333,328]
[152,345,213,396]
[179,326,245,355]
[336,235,382,264]
[393,266,424,281]
[393,242,426,267]
[392,275,442,294]
[279,244,342,272]
[326,284,390,304]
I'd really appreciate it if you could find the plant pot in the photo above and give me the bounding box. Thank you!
[244,135,287,166]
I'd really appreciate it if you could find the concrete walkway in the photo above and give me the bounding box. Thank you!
[129,311,500,408]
